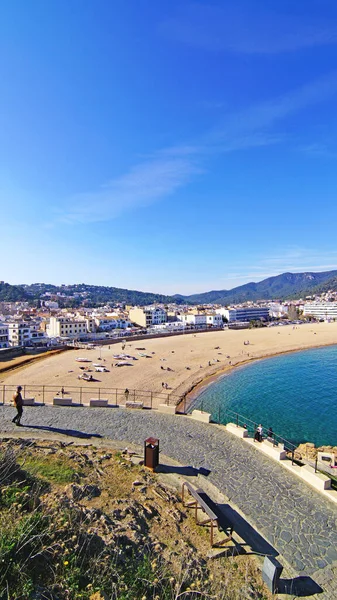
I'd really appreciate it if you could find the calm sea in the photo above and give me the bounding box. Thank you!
[192,345,337,447]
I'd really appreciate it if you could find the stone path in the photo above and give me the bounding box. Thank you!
[1,406,337,598]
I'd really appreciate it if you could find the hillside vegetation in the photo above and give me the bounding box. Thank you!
[3,269,337,307]
[182,270,337,304]
[0,438,272,600]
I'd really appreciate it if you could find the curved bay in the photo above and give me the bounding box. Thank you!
[193,345,337,447]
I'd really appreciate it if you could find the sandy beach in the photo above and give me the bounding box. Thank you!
[1,322,337,407]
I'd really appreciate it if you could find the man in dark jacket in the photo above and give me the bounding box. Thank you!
[12,385,23,426]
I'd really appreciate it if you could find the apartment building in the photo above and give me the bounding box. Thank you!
[303,302,337,320]
[47,316,89,339]
[268,303,289,319]
[94,316,131,331]
[8,322,31,347]
[177,311,222,328]
[206,313,223,327]
[0,323,9,348]
[177,312,206,327]
[218,307,270,323]
[129,307,167,328]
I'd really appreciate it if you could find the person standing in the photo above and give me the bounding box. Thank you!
[12,386,24,426]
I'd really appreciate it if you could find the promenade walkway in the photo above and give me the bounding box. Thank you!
[1,406,336,598]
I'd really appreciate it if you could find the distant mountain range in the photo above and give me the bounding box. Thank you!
[1,270,337,306]
[178,270,337,305]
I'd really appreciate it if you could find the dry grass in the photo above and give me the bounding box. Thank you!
[0,439,274,600]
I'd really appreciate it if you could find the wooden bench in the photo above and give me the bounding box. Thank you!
[182,481,233,547]
[125,400,144,409]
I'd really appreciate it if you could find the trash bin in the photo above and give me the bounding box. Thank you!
[144,437,159,471]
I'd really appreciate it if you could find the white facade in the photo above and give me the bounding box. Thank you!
[151,322,185,331]
[268,303,288,319]
[95,317,131,331]
[129,307,167,328]
[219,307,270,323]
[47,317,88,339]
[0,323,9,348]
[303,302,337,320]
[147,307,167,325]
[8,322,31,347]
[177,313,207,327]
[29,330,49,345]
[206,313,223,327]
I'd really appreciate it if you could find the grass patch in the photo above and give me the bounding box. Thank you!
[0,442,273,600]
[19,456,76,484]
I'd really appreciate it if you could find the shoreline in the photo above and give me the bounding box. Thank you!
[2,323,337,412]
[179,339,337,413]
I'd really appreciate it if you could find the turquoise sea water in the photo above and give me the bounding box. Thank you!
[192,345,337,447]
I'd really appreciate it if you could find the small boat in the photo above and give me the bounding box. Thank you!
[138,352,151,358]
[113,353,137,360]
[95,366,108,372]
[115,361,133,367]
[76,357,91,363]
[79,372,93,381]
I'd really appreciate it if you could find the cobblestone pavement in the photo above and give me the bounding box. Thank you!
[1,406,337,598]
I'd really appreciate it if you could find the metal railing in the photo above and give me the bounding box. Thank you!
[187,404,299,464]
[0,384,181,409]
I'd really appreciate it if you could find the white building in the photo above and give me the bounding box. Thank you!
[218,307,270,323]
[47,317,89,339]
[205,313,223,327]
[129,307,167,328]
[8,322,31,347]
[303,302,337,320]
[94,317,131,331]
[151,322,185,332]
[177,313,207,327]
[0,323,9,348]
[268,303,289,319]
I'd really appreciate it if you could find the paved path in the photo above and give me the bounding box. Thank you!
[1,406,337,598]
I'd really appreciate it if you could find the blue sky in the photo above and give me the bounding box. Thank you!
[1,0,337,294]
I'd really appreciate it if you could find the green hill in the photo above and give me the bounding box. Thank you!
[0,282,30,302]
[181,270,337,305]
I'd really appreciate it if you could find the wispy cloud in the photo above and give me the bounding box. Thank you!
[58,71,337,225]
[298,142,337,160]
[207,71,337,143]
[224,247,337,286]
[159,3,337,54]
[57,155,202,224]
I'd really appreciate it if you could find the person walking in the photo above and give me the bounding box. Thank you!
[12,385,24,426]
